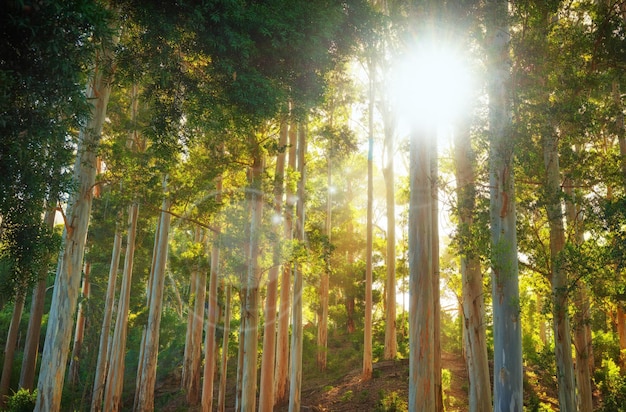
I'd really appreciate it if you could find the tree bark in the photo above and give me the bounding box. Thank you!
[288,122,307,412]
[543,129,576,411]
[241,143,265,412]
[363,57,374,382]
[454,122,492,412]
[382,105,397,361]
[317,152,330,373]
[0,293,25,409]
[185,228,205,406]
[103,203,139,412]
[431,143,443,412]
[202,182,222,411]
[91,223,122,412]
[135,187,172,412]
[408,125,435,411]
[259,120,287,411]
[20,208,56,392]
[485,1,524,410]
[68,262,91,386]
[35,44,114,412]
[275,119,297,406]
[217,284,231,412]
[564,180,593,412]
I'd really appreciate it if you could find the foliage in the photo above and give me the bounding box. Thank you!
[596,358,626,412]
[3,388,36,412]
[375,390,407,412]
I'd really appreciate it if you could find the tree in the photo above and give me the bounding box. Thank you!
[453,120,492,411]
[35,26,116,411]
[485,0,524,410]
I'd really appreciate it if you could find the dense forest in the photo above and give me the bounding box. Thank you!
[1,0,626,411]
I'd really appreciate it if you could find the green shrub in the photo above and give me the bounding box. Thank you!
[5,388,37,412]
[596,358,626,412]
[375,390,407,412]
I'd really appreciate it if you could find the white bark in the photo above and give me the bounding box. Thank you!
[35,45,114,412]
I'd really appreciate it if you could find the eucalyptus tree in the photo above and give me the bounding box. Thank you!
[485,0,523,409]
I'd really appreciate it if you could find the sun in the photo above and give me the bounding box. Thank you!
[392,41,475,129]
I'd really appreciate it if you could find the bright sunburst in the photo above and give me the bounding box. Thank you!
[392,41,475,129]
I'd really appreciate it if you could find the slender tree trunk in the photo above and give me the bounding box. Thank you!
[408,125,435,411]
[259,120,287,411]
[68,262,91,386]
[288,123,307,412]
[275,119,297,405]
[485,1,524,410]
[235,289,246,412]
[181,230,199,392]
[135,187,172,412]
[0,293,25,409]
[431,142,443,411]
[241,144,265,412]
[103,203,139,412]
[564,180,593,412]
[382,109,397,361]
[35,44,114,412]
[91,223,122,412]
[317,153,330,373]
[202,184,222,411]
[217,284,231,412]
[543,129,576,410]
[454,122,491,412]
[20,208,56,392]
[363,57,374,381]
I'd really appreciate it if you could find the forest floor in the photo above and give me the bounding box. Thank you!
[158,349,564,411]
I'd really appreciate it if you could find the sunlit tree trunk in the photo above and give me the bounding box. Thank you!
[564,179,593,412]
[241,142,265,412]
[0,292,25,409]
[431,143,443,412]
[135,185,172,412]
[35,44,114,412]
[259,120,288,411]
[90,222,122,412]
[543,128,576,410]
[408,125,434,411]
[202,176,222,410]
[382,106,397,361]
[217,284,231,412]
[289,122,307,412]
[67,262,91,386]
[19,208,56,392]
[317,153,330,372]
[363,56,374,381]
[104,203,139,412]
[486,1,524,410]
[275,120,297,405]
[454,122,492,412]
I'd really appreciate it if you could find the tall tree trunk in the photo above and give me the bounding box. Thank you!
[259,120,288,411]
[317,153,330,373]
[90,223,122,412]
[181,231,198,392]
[103,203,139,412]
[202,178,222,411]
[275,119,297,405]
[0,293,25,409]
[431,144,443,412]
[454,122,492,412]
[241,143,265,412]
[217,284,231,412]
[20,208,56,392]
[363,57,374,382]
[288,122,307,412]
[408,124,434,411]
[68,262,91,386]
[135,186,172,412]
[185,228,205,405]
[543,129,576,410]
[485,1,524,410]
[382,106,397,361]
[564,179,593,412]
[35,44,114,412]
